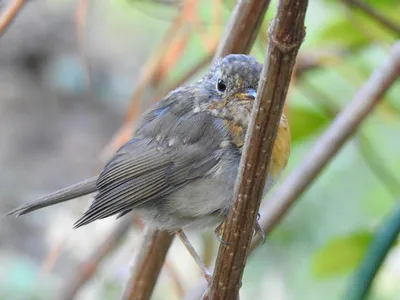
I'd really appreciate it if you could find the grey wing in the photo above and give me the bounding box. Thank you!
[73,111,228,228]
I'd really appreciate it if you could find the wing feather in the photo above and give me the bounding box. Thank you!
[73,109,230,228]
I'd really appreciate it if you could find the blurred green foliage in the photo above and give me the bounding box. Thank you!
[311,232,374,278]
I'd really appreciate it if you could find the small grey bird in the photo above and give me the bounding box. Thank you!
[7,54,291,233]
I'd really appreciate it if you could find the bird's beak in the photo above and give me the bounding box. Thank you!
[234,88,257,101]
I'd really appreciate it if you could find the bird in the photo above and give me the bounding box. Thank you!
[7,55,290,277]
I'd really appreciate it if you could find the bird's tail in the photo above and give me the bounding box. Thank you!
[6,176,98,217]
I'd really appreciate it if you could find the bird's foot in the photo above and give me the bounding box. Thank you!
[214,221,231,245]
[254,221,266,245]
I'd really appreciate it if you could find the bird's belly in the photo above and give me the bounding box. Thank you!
[137,158,238,231]
[137,157,280,231]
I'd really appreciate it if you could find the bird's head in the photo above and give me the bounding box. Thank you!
[202,54,263,110]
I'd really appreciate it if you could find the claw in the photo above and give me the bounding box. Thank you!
[254,221,266,245]
[214,222,231,245]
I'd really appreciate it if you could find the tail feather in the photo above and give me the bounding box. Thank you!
[6,176,98,217]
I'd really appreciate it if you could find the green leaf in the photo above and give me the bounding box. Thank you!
[289,106,331,143]
[311,232,373,278]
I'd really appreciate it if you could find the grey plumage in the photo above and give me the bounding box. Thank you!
[6,176,98,216]
[7,54,275,231]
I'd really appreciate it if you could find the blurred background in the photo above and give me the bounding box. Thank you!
[0,0,399,299]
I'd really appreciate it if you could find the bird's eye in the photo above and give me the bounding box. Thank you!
[216,79,227,93]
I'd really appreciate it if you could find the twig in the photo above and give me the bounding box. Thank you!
[60,217,133,300]
[209,1,308,299]
[342,0,400,36]
[251,41,400,249]
[0,0,27,37]
[121,228,174,300]
[344,201,400,300]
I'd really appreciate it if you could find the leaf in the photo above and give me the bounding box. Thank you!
[311,232,373,278]
[288,105,331,143]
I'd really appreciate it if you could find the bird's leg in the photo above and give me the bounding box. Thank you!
[176,230,211,283]
[254,221,266,245]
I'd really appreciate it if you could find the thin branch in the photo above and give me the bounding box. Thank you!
[0,0,27,37]
[344,200,400,300]
[121,228,174,300]
[341,0,400,36]
[209,0,308,299]
[251,41,400,249]
[60,218,133,300]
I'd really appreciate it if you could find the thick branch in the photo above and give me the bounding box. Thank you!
[121,228,174,300]
[251,41,400,249]
[123,1,274,299]
[209,1,308,299]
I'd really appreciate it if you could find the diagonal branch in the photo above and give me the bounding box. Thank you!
[251,41,400,249]
[209,0,308,299]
